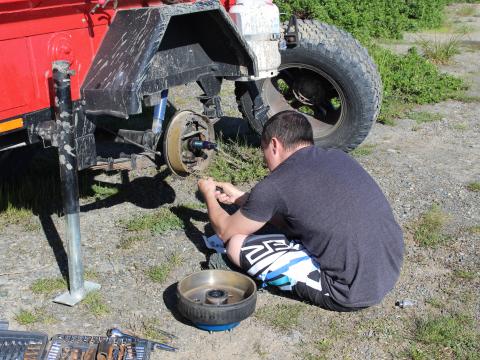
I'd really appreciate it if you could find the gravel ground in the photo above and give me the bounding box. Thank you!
[1,4,479,360]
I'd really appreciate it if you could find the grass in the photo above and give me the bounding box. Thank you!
[83,291,109,317]
[255,303,305,331]
[207,138,268,184]
[91,183,119,200]
[426,297,443,309]
[30,270,99,295]
[0,205,39,231]
[453,269,477,280]
[14,308,55,325]
[117,234,144,249]
[410,313,479,359]
[413,204,449,247]
[350,144,376,157]
[30,277,67,295]
[452,122,468,130]
[456,5,477,17]
[409,111,443,124]
[467,225,480,234]
[146,253,182,283]
[15,309,40,325]
[370,46,466,124]
[301,338,332,360]
[122,208,184,234]
[466,182,480,192]
[417,36,462,64]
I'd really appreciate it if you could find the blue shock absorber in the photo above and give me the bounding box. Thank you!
[152,89,169,134]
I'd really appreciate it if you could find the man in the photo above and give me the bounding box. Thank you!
[198,110,403,311]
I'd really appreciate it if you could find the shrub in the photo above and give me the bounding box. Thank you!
[274,0,467,124]
[276,0,450,40]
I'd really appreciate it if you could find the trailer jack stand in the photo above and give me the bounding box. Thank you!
[51,60,100,306]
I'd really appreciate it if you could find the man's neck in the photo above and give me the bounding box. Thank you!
[280,143,311,163]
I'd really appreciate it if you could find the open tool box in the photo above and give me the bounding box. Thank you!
[0,330,163,360]
[0,329,48,360]
[46,334,151,360]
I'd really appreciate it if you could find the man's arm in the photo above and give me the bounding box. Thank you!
[199,179,265,242]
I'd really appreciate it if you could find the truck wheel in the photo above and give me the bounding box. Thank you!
[235,20,382,151]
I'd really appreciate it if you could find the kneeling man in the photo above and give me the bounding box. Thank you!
[198,111,403,311]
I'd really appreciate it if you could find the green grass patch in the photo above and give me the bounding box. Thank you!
[83,291,109,317]
[30,277,67,295]
[255,303,305,331]
[413,204,449,247]
[207,138,268,184]
[146,253,182,283]
[411,313,479,359]
[14,308,55,325]
[466,182,480,192]
[0,149,104,215]
[409,111,443,124]
[467,225,480,234]
[15,309,40,325]
[371,46,466,123]
[350,144,376,157]
[31,271,98,294]
[452,122,468,130]
[300,338,332,360]
[453,269,477,280]
[122,208,184,234]
[117,234,144,249]
[417,36,462,64]
[456,5,477,17]
[91,183,119,200]
[0,205,38,231]
[426,297,443,309]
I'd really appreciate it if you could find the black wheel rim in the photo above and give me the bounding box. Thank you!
[262,63,347,138]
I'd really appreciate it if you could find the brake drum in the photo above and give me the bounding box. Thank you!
[163,110,215,176]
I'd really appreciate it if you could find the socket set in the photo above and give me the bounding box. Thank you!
[0,332,151,360]
[46,335,151,360]
[0,330,48,360]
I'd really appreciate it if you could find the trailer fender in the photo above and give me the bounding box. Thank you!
[82,0,257,118]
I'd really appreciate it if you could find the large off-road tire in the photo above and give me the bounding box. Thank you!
[235,20,382,151]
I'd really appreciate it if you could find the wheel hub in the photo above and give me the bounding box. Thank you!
[163,110,215,176]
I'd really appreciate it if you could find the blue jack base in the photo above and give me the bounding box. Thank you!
[195,322,240,332]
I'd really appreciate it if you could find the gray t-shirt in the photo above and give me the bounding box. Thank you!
[240,146,403,307]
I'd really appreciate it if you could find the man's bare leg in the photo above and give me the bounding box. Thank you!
[225,234,248,267]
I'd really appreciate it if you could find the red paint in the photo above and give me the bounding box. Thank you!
[0,0,232,123]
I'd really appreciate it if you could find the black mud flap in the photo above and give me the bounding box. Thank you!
[82,0,258,118]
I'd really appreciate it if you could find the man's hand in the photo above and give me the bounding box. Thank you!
[214,182,246,206]
[198,178,217,199]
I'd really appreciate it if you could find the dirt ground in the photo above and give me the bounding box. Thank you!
[1,4,479,360]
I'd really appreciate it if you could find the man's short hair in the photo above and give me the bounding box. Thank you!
[261,110,314,150]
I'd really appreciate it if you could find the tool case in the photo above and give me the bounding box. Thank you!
[0,331,151,360]
[0,329,48,360]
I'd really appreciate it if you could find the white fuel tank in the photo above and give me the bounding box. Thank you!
[229,0,281,80]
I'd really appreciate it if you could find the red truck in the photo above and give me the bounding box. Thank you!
[0,0,381,304]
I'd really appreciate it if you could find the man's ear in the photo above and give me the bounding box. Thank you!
[271,137,283,154]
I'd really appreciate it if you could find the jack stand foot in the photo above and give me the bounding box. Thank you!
[53,281,101,306]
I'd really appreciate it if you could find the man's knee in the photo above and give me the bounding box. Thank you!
[226,234,248,267]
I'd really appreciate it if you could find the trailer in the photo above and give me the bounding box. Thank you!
[0,0,381,305]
